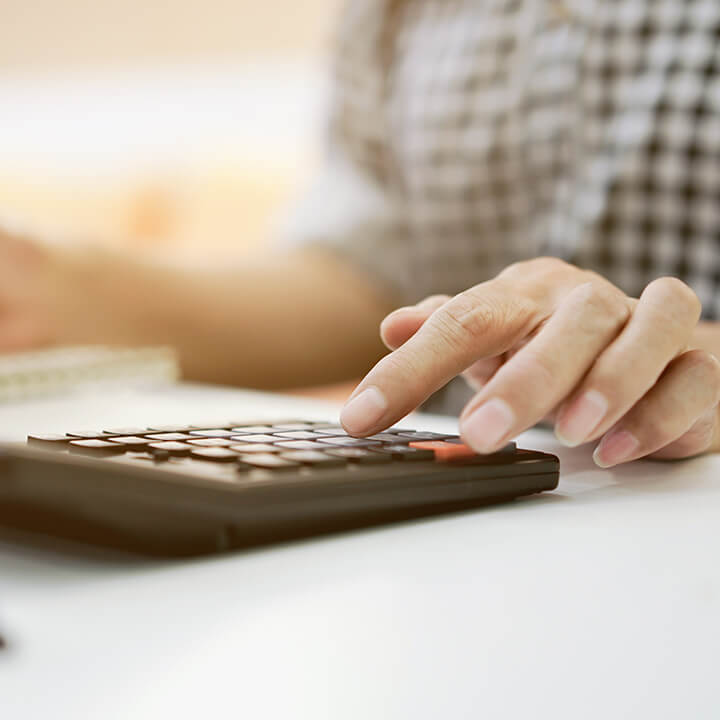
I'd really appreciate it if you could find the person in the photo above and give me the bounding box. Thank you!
[1,0,719,468]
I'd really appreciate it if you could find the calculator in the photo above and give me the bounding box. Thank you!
[0,420,559,556]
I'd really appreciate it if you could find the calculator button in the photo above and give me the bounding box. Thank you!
[229,443,281,453]
[273,431,324,440]
[273,440,330,450]
[370,445,435,461]
[146,432,195,441]
[69,439,125,456]
[306,431,348,439]
[102,428,148,436]
[409,440,517,461]
[239,454,301,470]
[107,436,152,448]
[188,429,235,438]
[27,434,72,445]
[65,430,112,439]
[278,451,346,466]
[309,428,348,437]
[394,431,454,441]
[229,425,275,434]
[408,441,478,461]
[312,424,411,434]
[366,433,411,443]
[324,448,392,464]
[187,438,235,447]
[190,448,239,463]
[316,437,383,448]
[231,434,279,443]
[147,441,193,456]
[145,425,194,432]
[271,423,317,431]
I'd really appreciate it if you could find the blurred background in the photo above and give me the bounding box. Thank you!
[0,0,357,401]
[0,0,340,257]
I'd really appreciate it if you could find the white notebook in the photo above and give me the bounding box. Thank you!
[0,346,179,402]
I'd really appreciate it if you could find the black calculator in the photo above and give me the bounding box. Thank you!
[0,420,559,556]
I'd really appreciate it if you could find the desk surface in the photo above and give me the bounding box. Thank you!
[1,383,718,719]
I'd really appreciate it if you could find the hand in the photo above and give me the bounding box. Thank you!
[340,258,720,467]
[0,223,62,351]
[0,223,116,352]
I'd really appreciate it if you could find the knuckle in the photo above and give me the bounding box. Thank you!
[498,256,570,282]
[582,364,638,410]
[645,277,702,323]
[531,256,572,275]
[377,348,425,397]
[514,347,557,390]
[417,294,451,308]
[432,293,505,350]
[496,260,529,280]
[571,281,631,327]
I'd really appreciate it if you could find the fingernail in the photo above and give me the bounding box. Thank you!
[461,398,515,453]
[340,386,388,435]
[555,390,608,447]
[593,430,639,468]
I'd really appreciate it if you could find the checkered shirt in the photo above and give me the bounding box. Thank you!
[282,0,720,321]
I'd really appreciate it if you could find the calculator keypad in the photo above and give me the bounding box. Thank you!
[28,420,517,478]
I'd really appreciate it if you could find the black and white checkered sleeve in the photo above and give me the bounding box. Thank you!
[277,1,420,306]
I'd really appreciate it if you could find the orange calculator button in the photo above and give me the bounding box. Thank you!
[408,441,478,461]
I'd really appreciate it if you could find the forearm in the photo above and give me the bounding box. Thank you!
[66,247,393,388]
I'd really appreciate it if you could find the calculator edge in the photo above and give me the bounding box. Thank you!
[0,442,559,556]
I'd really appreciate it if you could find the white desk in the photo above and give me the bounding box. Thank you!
[1,383,718,719]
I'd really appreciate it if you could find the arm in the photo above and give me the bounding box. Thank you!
[0,2,404,389]
[0,237,393,388]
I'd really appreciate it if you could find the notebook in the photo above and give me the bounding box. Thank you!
[0,346,179,402]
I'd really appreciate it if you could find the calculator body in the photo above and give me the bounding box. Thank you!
[0,421,559,556]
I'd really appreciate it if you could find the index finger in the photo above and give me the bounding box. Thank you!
[340,285,540,435]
